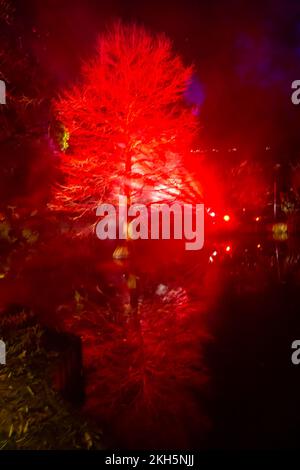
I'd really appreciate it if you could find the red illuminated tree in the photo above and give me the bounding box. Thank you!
[51,23,200,225]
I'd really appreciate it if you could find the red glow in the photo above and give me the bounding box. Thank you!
[51,23,200,221]
[255,216,260,222]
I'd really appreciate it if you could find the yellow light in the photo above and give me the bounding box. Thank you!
[60,127,70,151]
[113,245,129,259]
[255,216,260,222]
[272,223,288,241]
[225,245,231,252]
[127,274,137,289]
[272,223,287,233]
[223,214,230,222]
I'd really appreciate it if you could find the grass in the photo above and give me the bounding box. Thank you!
[0,312,104,450]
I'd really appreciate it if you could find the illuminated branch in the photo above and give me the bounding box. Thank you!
[51,23,201,227]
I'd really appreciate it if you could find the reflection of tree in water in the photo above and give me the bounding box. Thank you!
[62,266,211,448]
[13,235,300,448]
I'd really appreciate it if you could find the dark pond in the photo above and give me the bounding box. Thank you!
[67,235,300,449]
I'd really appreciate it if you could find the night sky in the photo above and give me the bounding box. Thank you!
[10,0,300,161]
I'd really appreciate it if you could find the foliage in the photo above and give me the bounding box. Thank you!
[51,22,199,224]
[0,312,103,450]
[228,159,271,210]
[0,0,54,211]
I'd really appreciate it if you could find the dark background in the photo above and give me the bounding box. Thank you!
[11,0,300,162]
